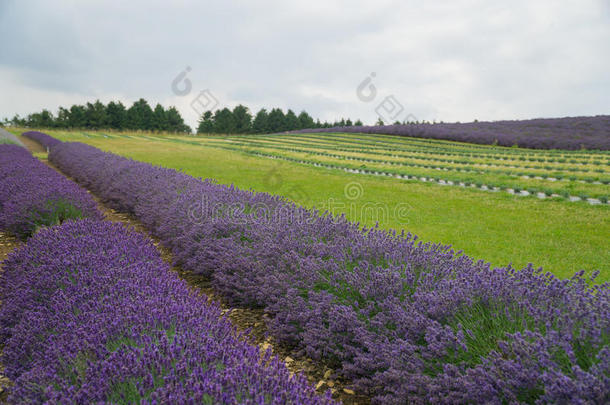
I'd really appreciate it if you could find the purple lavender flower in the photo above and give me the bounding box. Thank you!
[22,130,62,149]
[290,115,610,150]
[0,144,101,238]
[46,139,609,403]
[0,219,334,404]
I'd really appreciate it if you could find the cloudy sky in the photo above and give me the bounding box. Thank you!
[1,0,608,129]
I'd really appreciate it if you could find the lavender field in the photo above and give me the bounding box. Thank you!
[293,115,610,151]
[3,132,607,404]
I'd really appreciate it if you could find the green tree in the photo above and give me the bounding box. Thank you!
[297,111,315,129]
[55,107,70,128]
[68,105,87,128]
[267,108,286,132]
[27,109,55,128]
[126,98,154,130]
[284,109,300,131]
[85,100,107,129]
[213,108,236,134]
[252,108,269,133]
[10,114,26,126]
[354,119,363,126]
[166,106,190,133]
[197,111,215,134]
[106,101,127,130]
[232,104,252,134]
[152,104,168,131]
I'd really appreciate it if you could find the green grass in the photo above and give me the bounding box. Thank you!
[30,128,610,281]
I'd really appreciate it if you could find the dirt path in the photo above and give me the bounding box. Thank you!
[18,135,46,153]
[16,139,368,404]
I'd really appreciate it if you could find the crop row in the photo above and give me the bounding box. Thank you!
[135,138,608,203]
[290,132,610,162]
[222,135,607,175]
[248,134,608,170]
[23,130,63,149]
[202,137,610,183]
[0,219,331,403]
[49,140,609,403]
[244,149,610,203]
[0,144,101,238]
[275,133,606,164]
[76,131,610,200]
[290,116,610,150]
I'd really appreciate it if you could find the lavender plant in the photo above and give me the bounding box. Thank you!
[291,115,610,150]
[0,219,333,404]
[49,141,609,403]
[22,130,63,149]
[0,144,101,238]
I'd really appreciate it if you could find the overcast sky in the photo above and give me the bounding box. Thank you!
[1,0,608,129]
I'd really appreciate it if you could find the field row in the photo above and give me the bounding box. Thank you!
[276,132,610,163]
[291,116,610,151]
[0,141,331,403]
[62,131,610,203]
[17,128,610,277]
[223,135,609,175]
[97,132,609,204]
[44,137,608,404]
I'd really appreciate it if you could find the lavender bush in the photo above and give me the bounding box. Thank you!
[0,219,333,404]
[22,130,63,149]
[50,141,609,403]
[292,115,610,150]
[0,144,101,238]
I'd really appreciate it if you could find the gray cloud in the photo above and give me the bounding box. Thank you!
[1,0,608,129]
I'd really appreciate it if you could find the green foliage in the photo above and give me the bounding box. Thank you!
[21,199,85,238]
[16,98,191,133]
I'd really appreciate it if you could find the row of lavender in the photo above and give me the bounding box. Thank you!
[0,219,331,403]
[22,130,63,149]
[0,144,100,238]
[291,115,610,150]
[50,140,609,404]
[0,143,331,403]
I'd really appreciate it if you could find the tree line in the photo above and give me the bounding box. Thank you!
[6,99,192,133]
[3,99,367,135]
[197,106,362,134]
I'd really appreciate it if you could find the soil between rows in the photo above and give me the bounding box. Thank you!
[17,136,370,404]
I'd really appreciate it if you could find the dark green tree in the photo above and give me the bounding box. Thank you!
[232,104,252,134]
[152,104,168,131]
[126,98,154,130]
[85,100,107,129]
[68,105,87,128]
[106,101,127,130]
[197,111,215,134]
[284,109,300,131]
[55,107,70,128]
[252,108,269,133]
[166,106,190,133]
[213,108,236,133]
[267,108,286,132]
[297,111,315,129]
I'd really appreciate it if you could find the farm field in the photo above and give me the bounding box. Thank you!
[14,128,610,280]
[1,129,607,403]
